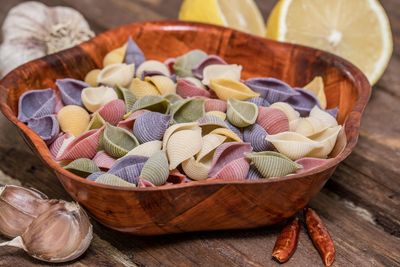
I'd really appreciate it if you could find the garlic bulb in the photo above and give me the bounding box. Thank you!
[0,1,94,77]
[0,185,54,238]
[0,200,93,263]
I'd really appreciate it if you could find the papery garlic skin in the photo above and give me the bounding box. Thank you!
[20,201,93,263]
[0,185,52,238]
[0,1,94,77]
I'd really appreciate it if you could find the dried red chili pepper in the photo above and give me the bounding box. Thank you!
[305,207,335,267]
[272,217,300,263]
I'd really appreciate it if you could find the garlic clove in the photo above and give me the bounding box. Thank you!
[0,185,54,238]
[0,200,93,263]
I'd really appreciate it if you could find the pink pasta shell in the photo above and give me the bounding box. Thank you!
[117,109,149,130]
[256,107,289,134]
[212,157,249,181]
[204,99,227,112]
[93,150,116,170]
[98,99,126,125]
[176,79,211,98]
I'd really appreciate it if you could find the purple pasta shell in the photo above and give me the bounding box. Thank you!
[287,88,320,116]
[18,89,56,122]
[108,155,148,185]
[141,70,166,80]
[27,115,59,144]
[209,142,252,177]
[56,78,89,106]
[192,55,227,80]
[225,120,244,140]
[87,171,106,181]
[246,165,262,180]
[248,97,270,107]
[245,78,299,103]
[326,107,339,118]
[133,112,171,143]
[124,37,146,66]
[243,124,272,152]
[54,90,64,113]
[212,157,249,181]
[176,79,211,98]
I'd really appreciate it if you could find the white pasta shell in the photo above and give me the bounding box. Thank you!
[304,76,327,109]
[81,86,118,112]
[162,122,200,149]
[125,140,162,158]
[309,106,338,128]
[97,63,134,87]
[270,102,300,122]
[57,105,90,136]
[182,157,212,180]
[182,77,206,89]
[202,64,242,85]
[308,125,342,158]
[289,117,327,137]
[166,128,202,170]
[329,126,347,157]
[196,133,226,161]
[136,60,170,79]
[145,75,176,95]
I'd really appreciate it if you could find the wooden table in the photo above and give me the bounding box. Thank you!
[0,0,399,266]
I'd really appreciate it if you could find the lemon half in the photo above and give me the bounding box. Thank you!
[266,0,393,85]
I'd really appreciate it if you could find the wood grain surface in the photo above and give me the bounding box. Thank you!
[0,0,399,266]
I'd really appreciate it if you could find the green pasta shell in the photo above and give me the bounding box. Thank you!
[170,98,205,123]
[129,95,170,114]
[173,49,208,77]
[164,93,183,104]
[87,112,106,131]
[246,151,302,178]
[115,85,136,112]
[227,98,258,127]
[64,158,100,178]
[140,151,169,186]
[95,173,136,187]
[103,124,139,158]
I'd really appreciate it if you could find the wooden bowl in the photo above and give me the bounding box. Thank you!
[0,21,371,235]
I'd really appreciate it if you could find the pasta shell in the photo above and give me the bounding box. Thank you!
[125,140,162,158]
[145,75,176,95]
[173,49,208,77]
[257,107,289,134]
[130,95,170,114]
[329,126,346,157]
[64,158,100,178]
[27,115,59,143]
[18,88,55,122]
[54,90,64,113]
[295,157,332,174]
[289,117,327,137]
[309,106,338,128]
[56,78,89,106]
[124,36,145,66]
[308,125,342,158]
[103,45,126,66]
[287,88,320,116]
[166,128,202,170]
[209,142,252,177]
[202,64,242,86]
[86,112,106,131]
[225,121,244,140]
[244,78,299,103]
[93,150,116,170]
[95,173,136,187]
[196,133,226,161]
[87,171,105,181]
[136,60,170,79]
[182,157,212,180]
[49,133,74,159]
[211,157,249,181]
[198,115,227,135]
[141,70,167,80]
[97,99,126,125]
[248,97,270,107]
[97,63,135,87]
[57,105,90,136]
[176,78,211,98]
[168,169,188,184]
[114,85,136,112]
[84,69,101,87]
[205,111,226,121]
[243,124,272,152]
[108,155,148,185]
[303,76,327,109]
[170,98,205,123]
[192,55,227,80]
[227,98,258,127]
[204,98,227,112]
[162,122,200,149]
[327,107,339,119]
[129,78,160,98]
[57,128,103,161]
[209,128,242,142]
[81,86,119,112]
[246,151,302,178]
[209,79,259,101]
[247,165,262,180]
[133,112,171,143]
[102,124,139,158]
[163,93,183,104]
[117,109,149,130]
[140,151,169,185]
[269,102,300,122]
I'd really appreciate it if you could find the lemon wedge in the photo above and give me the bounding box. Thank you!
[179,0,265,37]
[266,0,393,85]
